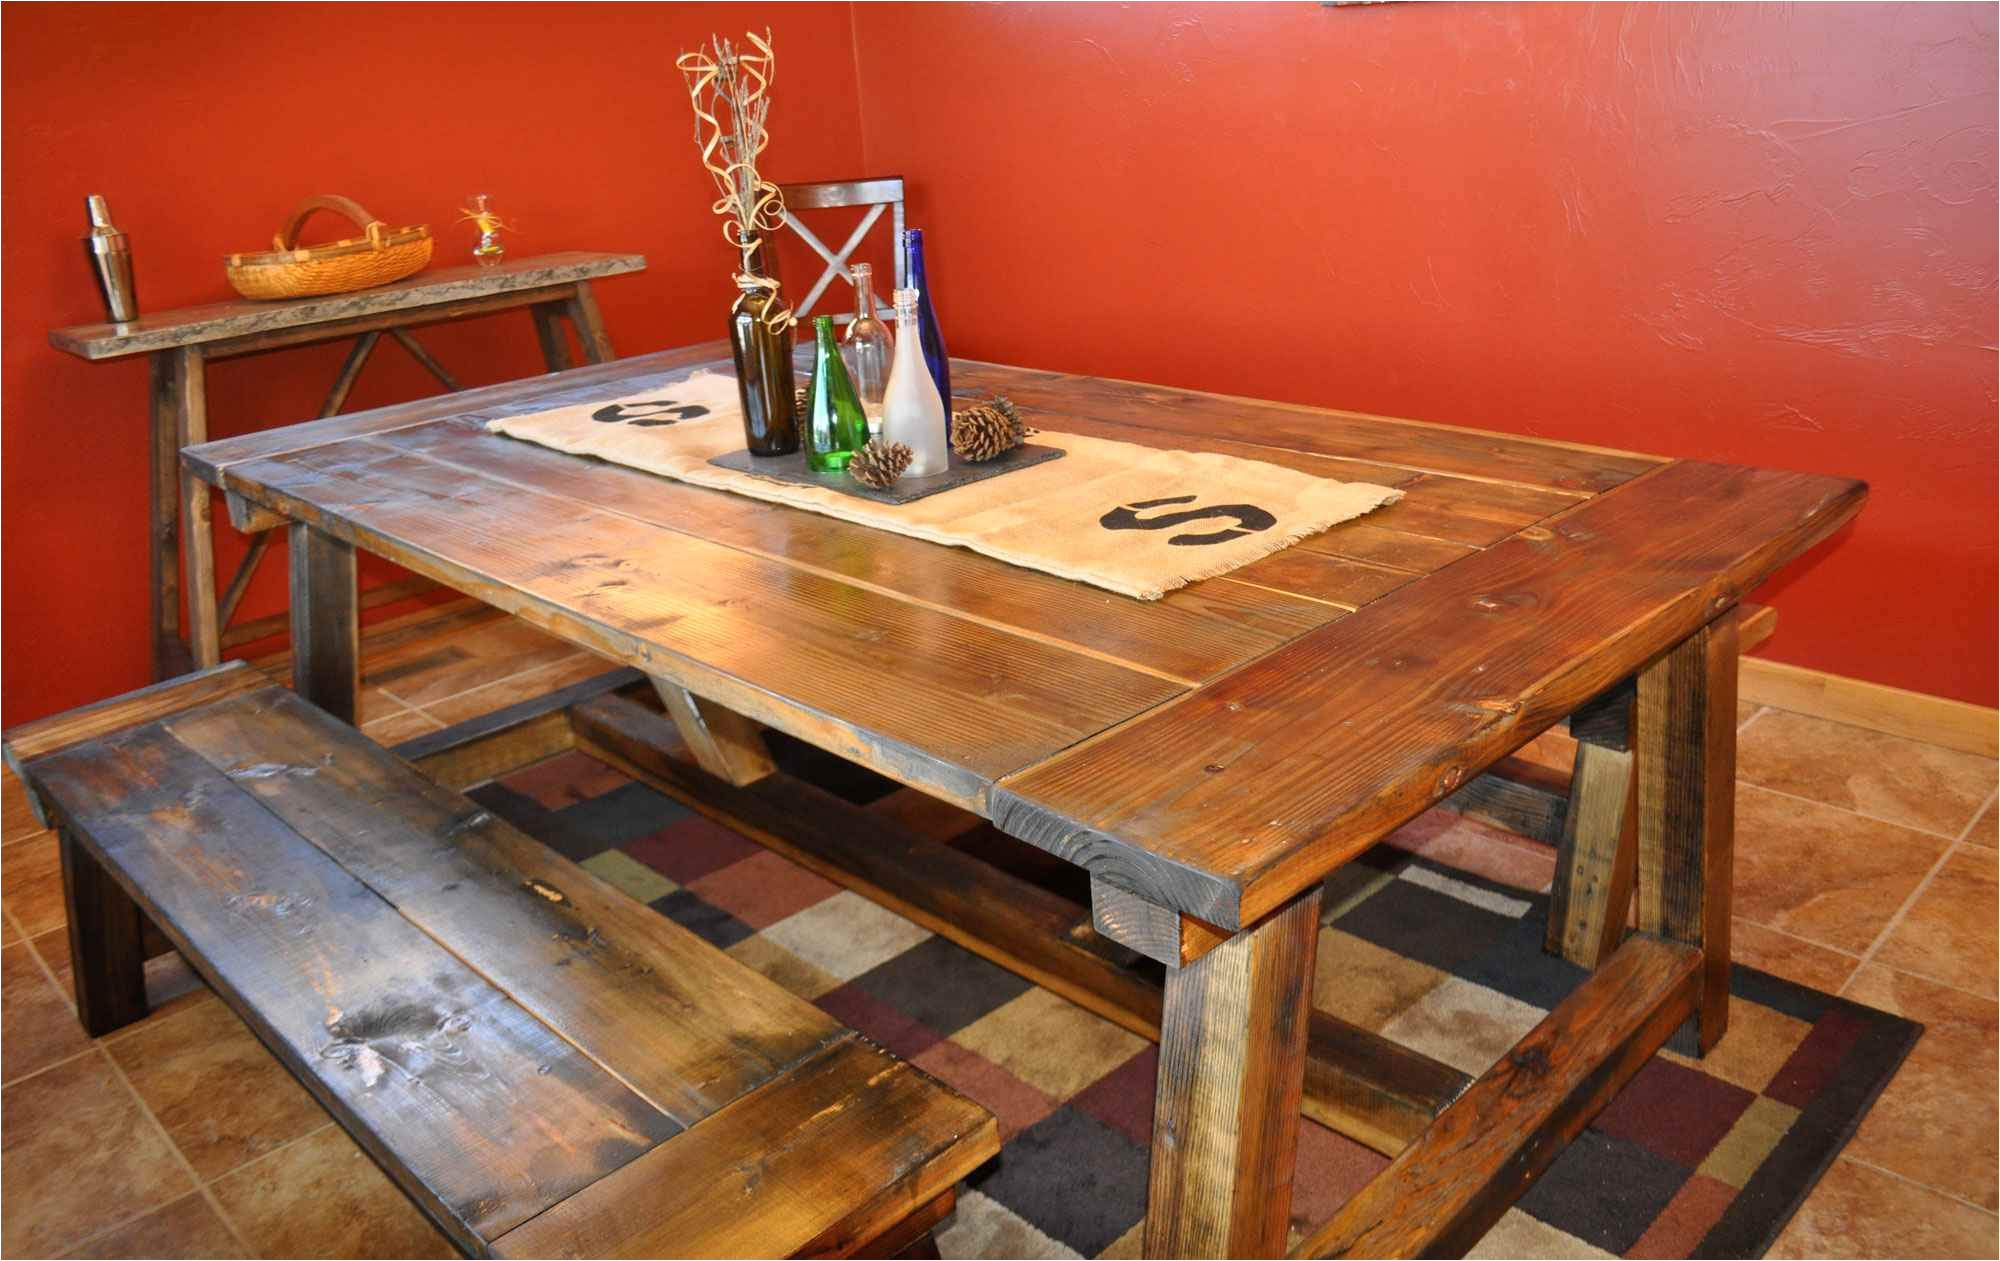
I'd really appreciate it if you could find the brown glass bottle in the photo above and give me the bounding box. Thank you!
[730,280,799,456]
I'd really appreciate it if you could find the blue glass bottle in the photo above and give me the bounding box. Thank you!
[902,229,951,432]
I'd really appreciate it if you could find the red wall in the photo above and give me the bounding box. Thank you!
[4,3,1995,721]
[0,2,868,725]
[852,2,1999,706]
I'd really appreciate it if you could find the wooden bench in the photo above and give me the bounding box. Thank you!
[4,663,998,1259]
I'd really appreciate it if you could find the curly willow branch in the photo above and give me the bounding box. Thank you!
[677,29,792,332]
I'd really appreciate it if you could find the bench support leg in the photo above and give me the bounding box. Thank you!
[290,522,360,725]
[59,828,148,1036]
[1145,886,1320,1259]
[1636,614,1737,1055]
[650,678,775,786]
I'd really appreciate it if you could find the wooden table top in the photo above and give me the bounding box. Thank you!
[50,251,645,360]
[186,343,1865,929]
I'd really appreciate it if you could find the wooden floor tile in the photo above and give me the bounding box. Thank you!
[59,1192,246,1260]
[1767,1157,1997,1259]
[2,940,89,1084]
[0,1051,195,1258]
[358,703,444,747]
[1843,964,2000,1211]
[109,999,329,1182]
[1739,709,1998,838]
[1873,848,1998,997]
[1733,784,1949,955]
[209,1126,455,1260]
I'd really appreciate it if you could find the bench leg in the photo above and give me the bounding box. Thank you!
[565,280,617,364]
[1636,615,1737,1055]
[59,828,148,1036]
[1145,886,1320,1258]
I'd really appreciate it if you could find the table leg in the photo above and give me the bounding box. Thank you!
[1146,886,1321,1258]
[566,281,617,364]
[288,521,359,725]
[172,348,220,670]
[147,353,193,679]
[1635,614,1737,1055]
[531,301,575,372]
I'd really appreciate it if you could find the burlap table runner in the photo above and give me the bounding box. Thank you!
[486,371,1401,600]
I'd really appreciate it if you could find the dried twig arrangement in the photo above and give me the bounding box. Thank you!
[677,30,791,330]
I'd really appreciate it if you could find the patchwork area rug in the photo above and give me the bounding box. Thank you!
[470,746,1920,1260]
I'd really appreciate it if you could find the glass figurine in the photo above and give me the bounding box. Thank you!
[458,193,510,265]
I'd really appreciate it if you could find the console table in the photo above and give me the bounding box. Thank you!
[48,250,645,679]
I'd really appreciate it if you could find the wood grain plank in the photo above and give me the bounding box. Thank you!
[2,661,266,798]
[1546,741,1638,968]
[163,686,844,1128]
[1089,877,1232,969]
[216,439,1185,809]
[992,462,1866,928]
[368,416,1332,683]
[1295,937,1700,1259]
[1147,888,1320,1258]
[182,341,731,479]
[289,522,359,724]
[982,405,1583,550]
[58,825,148,1036]
[26,721,677,1249]
[950,360,1663,494]
[51,252,646,359]
[490,1036,999,1260]
[652,678,777,786]
[1636,616,1737,1054]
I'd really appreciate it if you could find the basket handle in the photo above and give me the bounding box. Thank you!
[273,195,389,253]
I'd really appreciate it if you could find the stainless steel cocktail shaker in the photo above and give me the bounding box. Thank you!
[82,194,138,323]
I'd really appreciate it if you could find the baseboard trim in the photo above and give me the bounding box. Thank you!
[1741,657,1998,760]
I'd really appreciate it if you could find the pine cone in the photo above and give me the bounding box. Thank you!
[848,438,914,489]
[951,395,1031,461]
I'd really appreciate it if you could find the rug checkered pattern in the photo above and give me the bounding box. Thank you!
[471,745,1919,1260]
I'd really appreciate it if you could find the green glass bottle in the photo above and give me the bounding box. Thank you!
[805,315,871,472]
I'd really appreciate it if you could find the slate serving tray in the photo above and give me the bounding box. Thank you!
[707,441,1066,506]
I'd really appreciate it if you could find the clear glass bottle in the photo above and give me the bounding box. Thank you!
[841,263,892,431]
[881,287,948,477]
[805,316,871,473]
[902,229,951,431]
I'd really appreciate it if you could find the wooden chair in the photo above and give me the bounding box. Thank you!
[6,663,998,1259]
[776,177,905,326]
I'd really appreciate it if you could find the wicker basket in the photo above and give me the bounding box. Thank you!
[224,195,432,301]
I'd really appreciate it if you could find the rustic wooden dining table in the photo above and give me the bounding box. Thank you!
[182,340,1865,1259]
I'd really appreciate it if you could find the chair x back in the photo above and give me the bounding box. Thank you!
[776,177,904,326]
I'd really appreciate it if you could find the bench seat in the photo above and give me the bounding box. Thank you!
[5,662,999,1258]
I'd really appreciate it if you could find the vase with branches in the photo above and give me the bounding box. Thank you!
[678,29,798,455]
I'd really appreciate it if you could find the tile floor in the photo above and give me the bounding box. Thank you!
[1,613,1994,1258]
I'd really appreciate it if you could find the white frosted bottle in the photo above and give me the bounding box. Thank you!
[881,287,948,476]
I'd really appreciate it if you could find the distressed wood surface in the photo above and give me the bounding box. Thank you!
[18,675,995,1258]
[993,461,1865,928]
[949,360,1665,494]
[1546,740,1638,968]
[164,687,845,1126]
[28,722,677,1250]
[1090,877,1232,969]
[1637,616,1738,1055]
[652,676,777,786]
[571,691,1469,1157]
[51,252,645,359]
[490,1036,998,1260]
[215,438,1186,810]
[288,522,358,725]
[1147,888,1321,1258]
[1295,936,1701,1259]
[2,660,264,792]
